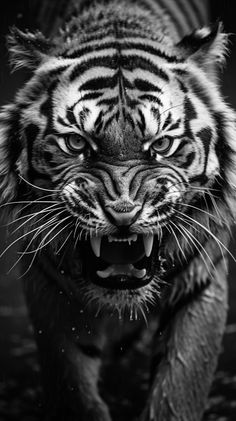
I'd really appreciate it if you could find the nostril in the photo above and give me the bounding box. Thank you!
[105,205,141,226]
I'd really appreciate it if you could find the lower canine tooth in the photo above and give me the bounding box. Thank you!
[90,237,102,257]
[143,235,154,257]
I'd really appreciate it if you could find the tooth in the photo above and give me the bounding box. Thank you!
[133,268,146,279]
[97,264,147,279]
[90,237,102,257]
[97,266,113,278]
[143,235,154,257]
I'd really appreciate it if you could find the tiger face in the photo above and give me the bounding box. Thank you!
[0,21,235,314]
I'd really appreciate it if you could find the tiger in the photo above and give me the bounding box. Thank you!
[0,0,235,420]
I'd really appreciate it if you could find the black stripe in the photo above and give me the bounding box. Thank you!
[120,55,169,80]
[139,94,163,106]
[70,54,169,82]
[78,108,90,131]
[188,78,212,111]
[66,106,78,126]
[169,119,181,131]
[138,109,146,136]
[134,78,162,92]
[64,39,184,63]
[126,97,140,109]
[184,97,197,121]
[97,97,119,107]
[197,127,212,172]
[79,92,103,101]
[80,74,118,91]
[57,116,70,128]
[69,56,118,81]
[94,110,104,129]
[92,167,121,198]
[121,41,184,63]
[162,112,172,131]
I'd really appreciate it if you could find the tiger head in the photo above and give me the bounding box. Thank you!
[0,8,235,316]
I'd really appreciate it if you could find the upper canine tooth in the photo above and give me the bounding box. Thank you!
[90,237,102,257]
[143,235,154,257]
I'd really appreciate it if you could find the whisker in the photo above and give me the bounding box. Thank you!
[176,210,235,262]
[23,216,73,254]
[55,230,73,255]
[18,174,60,193]
[176,220,215,278]
[10,206,65,234]
[7,217,59,273]
[176,202,219,222]
[3,203,62,228]
[0,217,59,259]
[168,222,187,261]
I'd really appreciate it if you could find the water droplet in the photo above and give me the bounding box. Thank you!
[61,348,65,353]
[38,330,43,335]
[79,309,84,314]
[60,270,65,275]
[71,327,76,332]
[59,291,63,295]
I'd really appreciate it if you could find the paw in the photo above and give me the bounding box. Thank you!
[84,402,112,421]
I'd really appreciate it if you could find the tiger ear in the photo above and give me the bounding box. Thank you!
[7,27,52,72]
[177,22,229,74]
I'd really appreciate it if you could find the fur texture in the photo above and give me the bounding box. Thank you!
[0,1,235,420]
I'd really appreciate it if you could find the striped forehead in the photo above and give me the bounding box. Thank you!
[31,37,214,141]
[49,41,186,137]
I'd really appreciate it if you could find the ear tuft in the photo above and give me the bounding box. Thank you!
[7,27,52,72]
[177,22,229,72]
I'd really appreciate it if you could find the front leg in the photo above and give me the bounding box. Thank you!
[141,261,228,421]
[23,270,111,421]
[38,331,111,421]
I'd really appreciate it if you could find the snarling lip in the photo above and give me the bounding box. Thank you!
[80,234,156,290]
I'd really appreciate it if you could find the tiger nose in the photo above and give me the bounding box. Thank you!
[105,205,141,226]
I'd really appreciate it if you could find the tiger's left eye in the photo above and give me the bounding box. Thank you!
[152,137,173,154]
[65,134,86,153]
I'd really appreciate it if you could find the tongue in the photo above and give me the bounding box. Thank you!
[97,264,146,279]
[101,236,145,264]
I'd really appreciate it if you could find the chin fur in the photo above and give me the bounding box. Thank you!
[80,275,161,320]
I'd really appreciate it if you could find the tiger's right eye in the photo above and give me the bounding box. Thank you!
[56,133,88,156]
[65,134,86,153]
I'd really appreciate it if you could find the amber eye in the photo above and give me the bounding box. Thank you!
[152,137,173,154]
[65,134,86,153]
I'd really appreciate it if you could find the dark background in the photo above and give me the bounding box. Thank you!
[0,1,235,420]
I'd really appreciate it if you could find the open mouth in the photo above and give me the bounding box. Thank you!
[80,234,157,290]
